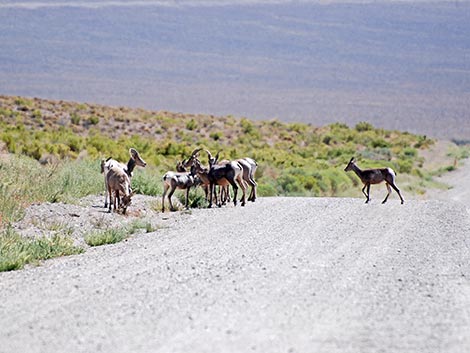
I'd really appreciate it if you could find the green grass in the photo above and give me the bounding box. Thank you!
[0,155,104,225]
[84,228,129,247]
[0,227,83,272]
[127,219,156,234]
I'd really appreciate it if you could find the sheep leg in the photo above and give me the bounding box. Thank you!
[248,177,257,202]
[203,185,209,201]
[237,178,247,207]
[168,187,176,212]
[107,186,113,213]
[162,184,169,212]
[382,183,392,204]
[114,190,120,212]
[390,182,405,204]
[365,184,371,203]
[104,179,109,208]
[208,182,215,208]
[362,184,370,203]
[185,187,190,209]
[229,179,238,207]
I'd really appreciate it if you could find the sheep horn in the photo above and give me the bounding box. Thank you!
[204,149,213,160]
[190,148,202,159]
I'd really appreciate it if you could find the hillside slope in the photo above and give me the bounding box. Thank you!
[1,195,469,353]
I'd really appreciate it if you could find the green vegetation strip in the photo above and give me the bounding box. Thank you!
[0,227,83,272]
[84,228,128,247]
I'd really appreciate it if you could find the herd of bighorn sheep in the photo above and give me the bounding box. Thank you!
[162,148,258,212]
[100,149,404,214]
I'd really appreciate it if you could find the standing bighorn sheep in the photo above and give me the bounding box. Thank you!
[100,148,146,208]
[176,148,210,201]
[161,165,200,212]
[106,166,134,214]
[237,157,258,202]
[344,157,404,204]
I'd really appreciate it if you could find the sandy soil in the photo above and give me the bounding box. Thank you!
[1,160,469,353]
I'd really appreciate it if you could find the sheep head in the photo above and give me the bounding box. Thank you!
[129,148,147,167]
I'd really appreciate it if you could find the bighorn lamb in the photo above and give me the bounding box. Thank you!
[106,166,134,214]
[344,157,404,204]
[101,148,146,208]
[162,165,200,212]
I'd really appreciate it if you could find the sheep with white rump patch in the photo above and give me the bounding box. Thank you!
[106,166,134,214]
[100,148,146,208]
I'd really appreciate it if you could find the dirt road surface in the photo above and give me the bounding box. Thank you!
[1,164,470,353]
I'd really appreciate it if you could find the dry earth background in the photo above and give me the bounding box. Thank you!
[0,150,469,352]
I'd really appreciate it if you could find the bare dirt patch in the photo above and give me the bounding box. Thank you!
[11,194,192,247]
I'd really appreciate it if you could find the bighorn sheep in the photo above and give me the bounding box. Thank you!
[178,148,211,200]
[192,150,247,208]
[237,157,258,202]
[161,165,200,212]
[100,148,146,208]
[106,166,134,214]
[183,148,256,205]
[344,157,404,204]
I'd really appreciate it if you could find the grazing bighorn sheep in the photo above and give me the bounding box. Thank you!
[162,165,200,212]
[106,166,134,214]
[344,157,404,204]
[192,150,247,208]
[101,148,146,208]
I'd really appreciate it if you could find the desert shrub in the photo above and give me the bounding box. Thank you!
[402,147,417,158]
[396,159,413,174]
[186,119,198,131]
[240,118,254,134]
[370,138,390,148]
[32,109,42,119]
[355,121,374,132]
[131,168,162,196]
[88,115,99,125]
[210,131,222,141]
[70,113,81,125]
[257,182,277,197]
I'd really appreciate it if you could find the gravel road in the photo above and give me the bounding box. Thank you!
[1,169,470,352]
